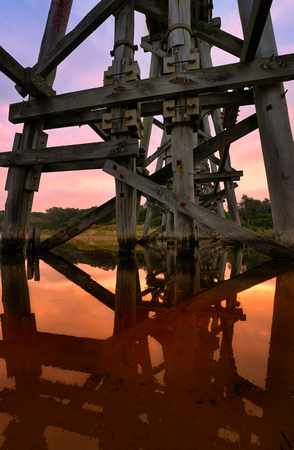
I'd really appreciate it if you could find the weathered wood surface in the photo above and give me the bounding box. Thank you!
[200,183,238,207]
[193,114,258,163]
[239,0,294,246]
[194,171,243,182]
[0,140,138,167]
[39,198,116,251]
[192,17,243,57]
[41,251,115,310]
[0,46,25,86]
[10,53,294,123]
[198,38,240,224]
[0,48,55,99]
[146,139,171,167]
[42,91,254,130]
[111,1,138,256]
[138,225,166,243]
[1,0,72,253]
[103,160,294,259]
[134,0,168,23]
[240,0,273,62]
[167,0,196,256]
[135,1,243,57]
[34,0,126,78]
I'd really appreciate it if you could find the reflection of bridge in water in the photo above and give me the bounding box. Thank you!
[0,247,293,448]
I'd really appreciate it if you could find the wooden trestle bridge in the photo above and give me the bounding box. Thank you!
[1,0,294,258]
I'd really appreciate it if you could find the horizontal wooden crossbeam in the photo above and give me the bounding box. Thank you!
[0,140,139,167]
[194,171,243,182]
[42,91,254,130]
[10,53,294,124]
[103,160,294,259]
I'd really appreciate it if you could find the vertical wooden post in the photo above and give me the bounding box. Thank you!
[1,0,73,252]
[112,1,137,255]
[238,0,294,246]
[168,0,196,256]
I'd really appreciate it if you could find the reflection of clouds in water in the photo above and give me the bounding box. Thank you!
[41,365,90,387]
[148,335,164,368]
[29,261,115,339]
[44,426,99,450]
[218,426,240,444]
[0,359,15,391]
[233,280,275,389]
[0,413,14,447]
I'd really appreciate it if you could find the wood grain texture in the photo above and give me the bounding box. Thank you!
[10,53,294,124]
[103,160,294,259]
[0,140,139,167]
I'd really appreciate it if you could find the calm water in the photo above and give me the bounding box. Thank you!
[0,245,293,449]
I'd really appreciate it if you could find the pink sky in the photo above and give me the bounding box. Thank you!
[0,1,293,212]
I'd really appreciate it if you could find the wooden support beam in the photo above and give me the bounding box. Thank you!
[140,38,166,59]
[146,139,171,167]
[200,184,238,207]
[39,198,116,251]
[41,91,254,130]
[0,47,55,98]
[194,171,243,182]
[103,160,294,259]
[193,114,258,163]
[198,38,241,224]
[1,0,72,253]
[0,140,139,167]
[193,17,243,57]
[10,53,294,124]
[39,151,145,172]
[238,0,294,246]
[240,0,273,62]
[135,2,243,57]
[34,0,126,78]
[0,46,25,87]
[134,0,168,23]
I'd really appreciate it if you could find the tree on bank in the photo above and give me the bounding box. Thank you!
[237,195,273,230]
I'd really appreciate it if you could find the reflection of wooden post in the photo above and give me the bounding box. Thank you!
[114,255,138,334]
[262,270,294,448]
[1,0,73,252]
[0,254,36,341]
[174,256,198,305]
[227,246,243,308]
[238,0,294,246]
[27,224,41,254]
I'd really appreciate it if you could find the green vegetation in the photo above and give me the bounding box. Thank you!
[0,195,274,238]
[237,194,274,235]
